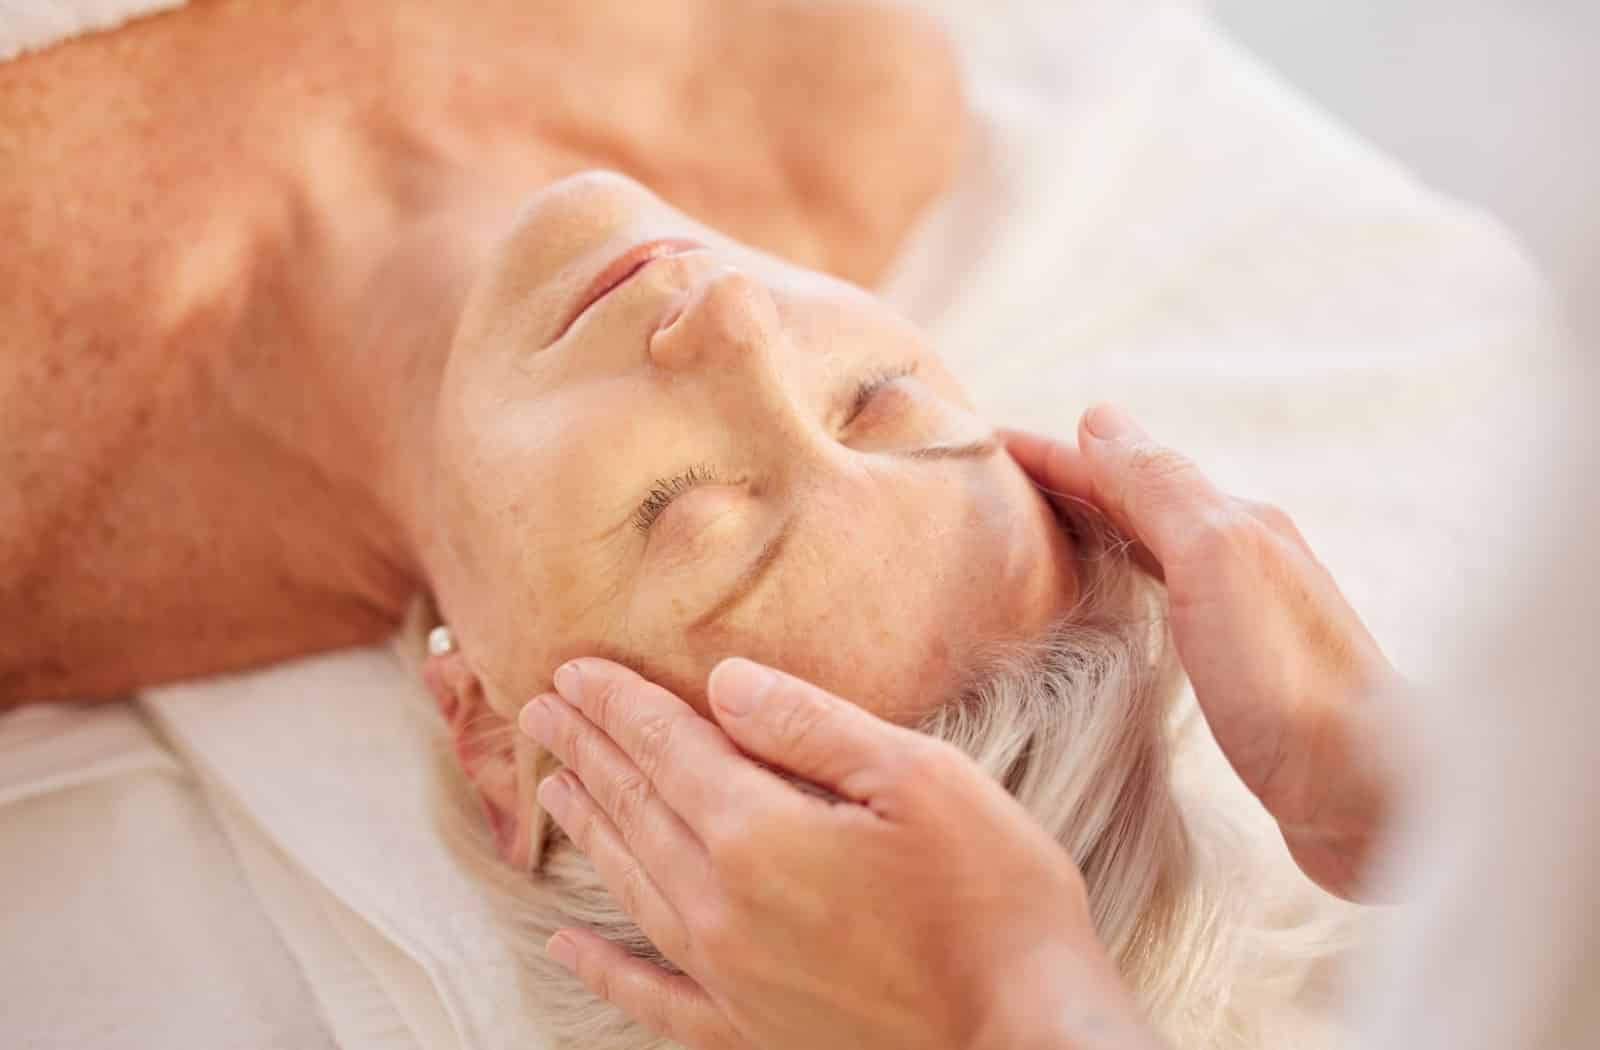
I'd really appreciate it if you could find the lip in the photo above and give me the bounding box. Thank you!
[553,237,708,344]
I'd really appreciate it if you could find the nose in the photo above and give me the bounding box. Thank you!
[648,267,783,374]
[648,266,848,484]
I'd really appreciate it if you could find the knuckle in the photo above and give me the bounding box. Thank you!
[586,674,631,730]
[568,717,608,779]
[1126,441,1196,488]
[690,901,741,965]
[702,810,762,873]
[580,951,616,1002]
[1188,505,1273,561]
[1119,443,1206,522]
[1261,504,1312,553]
[616,859,654,921]
[609,769,654,842]
[767,689,827,754]
[1255,501,1294,531]
[543,702,584,765]
[631,711,677,781]
[563,796,596,852]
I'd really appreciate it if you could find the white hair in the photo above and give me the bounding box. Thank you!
[412,505,1358,1049]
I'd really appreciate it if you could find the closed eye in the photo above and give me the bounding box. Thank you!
[632,360,922,533]
[843,360,918,428]
[632,463,719,533]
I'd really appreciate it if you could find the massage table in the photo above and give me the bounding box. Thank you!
[0,1,1567,1047]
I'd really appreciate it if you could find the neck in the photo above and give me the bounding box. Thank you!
[3,0,953,701]
[227,160,522,600]
[229,0,727,581]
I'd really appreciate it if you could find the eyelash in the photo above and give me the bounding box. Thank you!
[633,463,719,533]
[845,360,918,426]
[632,360,920,533]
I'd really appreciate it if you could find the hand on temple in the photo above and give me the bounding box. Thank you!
[508,403,1391,1048]
[1004,405,1399,901]
[519,658,1167,1050]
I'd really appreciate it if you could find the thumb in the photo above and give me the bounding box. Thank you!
[706,658,919,803]
[1078,403,1228,567]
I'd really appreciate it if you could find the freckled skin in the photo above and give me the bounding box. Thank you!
[423,176,1083,725]
[0,0,965,703]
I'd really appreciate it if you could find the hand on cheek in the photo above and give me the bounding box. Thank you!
[518,657,1167,1050]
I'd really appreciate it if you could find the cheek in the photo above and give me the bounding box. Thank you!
[743,572,959,724]
[431,485,610,705]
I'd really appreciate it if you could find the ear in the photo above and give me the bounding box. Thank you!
[422,646,548,871]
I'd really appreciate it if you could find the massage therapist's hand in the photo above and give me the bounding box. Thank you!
[1004,405,1398,901]
[519,658,1167,1050]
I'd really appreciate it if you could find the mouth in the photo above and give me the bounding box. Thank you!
[554,238,707,343]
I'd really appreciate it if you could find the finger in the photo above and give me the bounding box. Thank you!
[706,657,929,807]
[998,427,1094,506]
[547,659,774,827]
[521,693,709,900]
[1076,403,1232,568]
[547,928,745,1050]
[1237,498,1314,556]
[537,770,694,966]
[999,426,1166,580]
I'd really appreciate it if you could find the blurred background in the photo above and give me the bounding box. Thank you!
[1208,0,1599,336]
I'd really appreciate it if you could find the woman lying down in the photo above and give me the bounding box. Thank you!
[404,176,1357,1050]
[3,3,1358,1047]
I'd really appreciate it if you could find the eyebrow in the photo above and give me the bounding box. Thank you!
[888,438,1000,462]
[686,437,999,633]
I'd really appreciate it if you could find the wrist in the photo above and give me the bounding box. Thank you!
[982,1002,1168,1050]
[1272,677,1401,900]
[972,947,1167,1050]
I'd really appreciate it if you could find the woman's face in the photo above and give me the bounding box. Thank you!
[427,172,1078,721]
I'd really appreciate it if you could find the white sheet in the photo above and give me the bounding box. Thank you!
[0,705,338,1050]
[888,1,1564,681]
[2,1,1565,1047]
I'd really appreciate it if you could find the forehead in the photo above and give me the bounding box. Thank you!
[633,477,1064,723]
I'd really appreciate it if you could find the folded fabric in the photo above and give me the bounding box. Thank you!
[144,645,536,1050]
[0,703,340,1050]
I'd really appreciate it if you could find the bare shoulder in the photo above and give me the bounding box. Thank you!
[755,0,966,282]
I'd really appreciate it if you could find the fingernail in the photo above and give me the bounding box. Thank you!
[547,932,578,972]
[553,661,581,699]
[519,695,558,744]
[538,773,573,822]
[709,657,777,716]
[1085,403,1146,442]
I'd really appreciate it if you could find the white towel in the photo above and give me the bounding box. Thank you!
[143,647,546,1050]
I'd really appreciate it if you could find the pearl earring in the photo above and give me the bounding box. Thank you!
[427,625,457,657]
